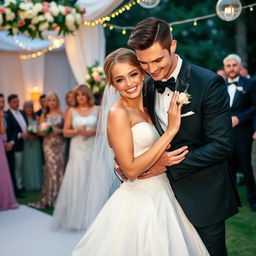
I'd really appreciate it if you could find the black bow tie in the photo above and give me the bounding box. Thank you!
[154,77,176,94]
[227,81,238,86]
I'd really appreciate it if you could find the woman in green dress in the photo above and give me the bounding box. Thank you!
[21,101,43,191]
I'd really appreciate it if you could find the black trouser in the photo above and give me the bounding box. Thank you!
[196,221,227,256]
[230,141,256,205]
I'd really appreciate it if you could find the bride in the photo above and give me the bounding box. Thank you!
[72,48,209,255]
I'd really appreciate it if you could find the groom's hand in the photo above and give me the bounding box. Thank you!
[137,146,188,179]
[114,157,128,181]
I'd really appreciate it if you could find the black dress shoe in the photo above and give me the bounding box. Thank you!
[250,203,256,212]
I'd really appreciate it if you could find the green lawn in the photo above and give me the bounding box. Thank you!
[18,186,256,255]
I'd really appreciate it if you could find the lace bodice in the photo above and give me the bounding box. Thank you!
[131,122,160,157]
[71,107,98,130]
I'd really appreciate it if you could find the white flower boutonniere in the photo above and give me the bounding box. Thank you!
[177,92,191,105]
[236,86,246,94]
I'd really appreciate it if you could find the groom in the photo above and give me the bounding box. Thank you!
[125,18,239,256]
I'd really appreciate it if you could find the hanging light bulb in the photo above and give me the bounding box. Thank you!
[216,0,242,21]
[138,0,160,9]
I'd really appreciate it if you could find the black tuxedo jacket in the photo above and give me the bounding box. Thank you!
[5,109,28,152]
[143,59,239,228]
[228,76,256,142]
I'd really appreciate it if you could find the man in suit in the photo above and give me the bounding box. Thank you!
[223,54,256,212]
[125,17,239,256]
[36,94,46,117]
[6,94,28,196]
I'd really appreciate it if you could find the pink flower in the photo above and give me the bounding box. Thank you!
[42,6,50,13]
[65,6,71,14]
[81,8,86,14]
[18,20,26,27]
[0,6,5,14]
[43,2,49,7]
[93,74,101,83]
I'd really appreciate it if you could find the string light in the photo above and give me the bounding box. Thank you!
[83,0,147,27]
[17,35,64,60]
[103,2,256,34]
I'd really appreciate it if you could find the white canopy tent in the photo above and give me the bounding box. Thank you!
[0,0,123,107]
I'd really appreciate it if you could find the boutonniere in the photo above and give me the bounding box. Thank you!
[177,91,192,105]
[236,86,246,94]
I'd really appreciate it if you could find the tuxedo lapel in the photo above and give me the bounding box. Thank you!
[231,78,244,109]
[147,85,165,135]
[176,59,191,93]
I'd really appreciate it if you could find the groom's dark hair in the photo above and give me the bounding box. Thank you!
[128,17,173,51]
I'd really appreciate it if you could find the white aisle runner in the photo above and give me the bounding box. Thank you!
[0,205,83,256]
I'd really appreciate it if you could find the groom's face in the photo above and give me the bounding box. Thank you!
[135,41,177,81]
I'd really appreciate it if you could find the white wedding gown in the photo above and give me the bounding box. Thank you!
[52,107,98,231]
[72,122,209,255]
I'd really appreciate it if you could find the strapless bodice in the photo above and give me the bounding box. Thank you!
[131,122,160,157]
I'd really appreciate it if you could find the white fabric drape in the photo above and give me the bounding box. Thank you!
[21,55,45,101]
[65,0,124,83]
[65,26,106,84]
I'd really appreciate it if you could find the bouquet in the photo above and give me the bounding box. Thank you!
[39,121,54,135]
[0,0,86,39]
[85,61,106,100]
[27,123,38,135]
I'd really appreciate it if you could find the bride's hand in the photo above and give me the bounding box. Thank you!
[166,91,183,137]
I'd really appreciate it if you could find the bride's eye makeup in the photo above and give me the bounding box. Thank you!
[130,72,138,77]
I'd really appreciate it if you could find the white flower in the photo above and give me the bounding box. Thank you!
[37,15,45,22]
[65,14,75,30]
[50,2,59,16]
[33,3,43,14]
[177,92,191,105]
[85,74,90,80]
[5,8,15,21]
[19,11,27,20]
[31,17,39,24]
[26,10,34,19]
[28,24,36,31]
[75,13,82,25]
[0,14,3,26]
[92,86,100,94]
[19,2,32,11]
[39,22,49,31]
[92,71,99,77]
[45,12,54,23]
[96,66,103,73]
[236,86,244,92]
[58,5,66,15]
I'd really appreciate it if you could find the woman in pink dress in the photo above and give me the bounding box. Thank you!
[0,93,18,210]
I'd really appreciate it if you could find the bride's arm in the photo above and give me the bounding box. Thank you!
[108,92,182,180]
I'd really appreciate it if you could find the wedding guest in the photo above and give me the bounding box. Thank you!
[0,93,19,210]
[64,90,75,159]
[64,90,75,116]
[224,54,256,212]
[29,92,66,208]
[52,85,99,231]
[240,62,251,78]
[5,94,28,197]
[36,94,46,117]
[21,101,43,191]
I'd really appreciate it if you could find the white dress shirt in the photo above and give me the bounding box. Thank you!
[155,55,183,131]
[227,76,239,107]
[10,109,27,133]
